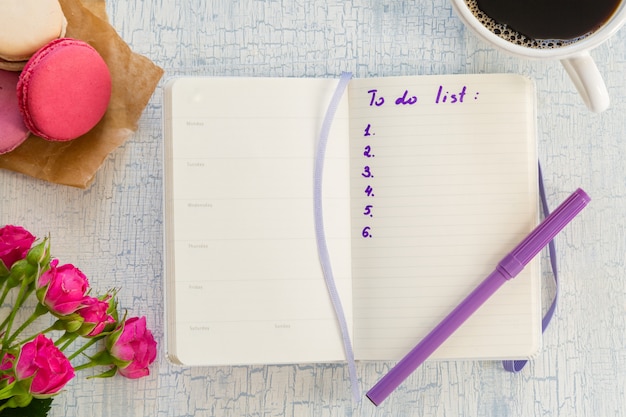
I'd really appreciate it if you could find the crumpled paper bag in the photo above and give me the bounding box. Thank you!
[0,0,163,188]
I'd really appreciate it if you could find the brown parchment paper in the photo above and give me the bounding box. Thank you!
[0,0,164,188]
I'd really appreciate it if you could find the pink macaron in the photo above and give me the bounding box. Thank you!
[17,38,112,142]
[0,69,30,154]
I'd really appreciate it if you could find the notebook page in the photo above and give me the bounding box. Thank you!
[164,77,352,366]
[348,74,540,361]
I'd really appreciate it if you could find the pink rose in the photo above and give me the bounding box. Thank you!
[5,335,74,397]
[0,352,16,385]
[0,225,36,269]
[77,296,116,337]
[107,316,157,379]
[37,260,89,316]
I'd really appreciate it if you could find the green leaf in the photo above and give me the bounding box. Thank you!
[89,367,118,379]
[88,350,116,366]
[0,260,9,278]
[26,239,51,268]
[0,397,53,417]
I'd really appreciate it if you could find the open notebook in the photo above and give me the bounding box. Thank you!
[163,74,540,366]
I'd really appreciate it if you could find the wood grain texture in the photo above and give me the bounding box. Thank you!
[0,0,624,416]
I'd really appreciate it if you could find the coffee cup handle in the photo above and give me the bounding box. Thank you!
[561,53,610,113]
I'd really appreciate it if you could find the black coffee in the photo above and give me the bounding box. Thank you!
[467,0,621,48]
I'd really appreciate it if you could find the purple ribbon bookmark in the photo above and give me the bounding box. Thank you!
[503,163,559,372]
[313,72,360,402]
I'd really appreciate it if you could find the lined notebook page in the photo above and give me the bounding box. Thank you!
[164,77,353,366]
[348,74,540,361]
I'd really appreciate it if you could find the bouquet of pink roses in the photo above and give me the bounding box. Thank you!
[0,225,157,416]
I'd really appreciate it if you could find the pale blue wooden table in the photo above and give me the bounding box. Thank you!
[1,1,624,416]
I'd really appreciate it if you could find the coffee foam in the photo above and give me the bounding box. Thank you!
[464,0,589,49]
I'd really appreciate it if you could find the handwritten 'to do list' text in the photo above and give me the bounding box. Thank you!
[367,84,481,107]
[356,84,481,242]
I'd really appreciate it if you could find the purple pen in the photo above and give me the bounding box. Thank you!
[366,188,591,406]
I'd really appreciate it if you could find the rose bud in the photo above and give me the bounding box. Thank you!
[0,225,36,270]
[106,316,157,379]
[77,296,117,337]
[36,260,89,316]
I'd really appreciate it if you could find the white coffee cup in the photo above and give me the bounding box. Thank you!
[450,0,626,112]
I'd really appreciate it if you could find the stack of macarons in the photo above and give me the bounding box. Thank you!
[0,0,112,155]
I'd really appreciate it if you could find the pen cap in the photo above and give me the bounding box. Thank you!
[511,188,590,267]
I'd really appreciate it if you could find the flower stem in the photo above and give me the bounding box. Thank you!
[12,324,58,344]
[73,361,101,372]
[68,336,102,361]
[0,285,35,334]
[55,332,79,352]
[1,280,28,349]
[0,286,14,332]
[5,304,47,347]
[60,335,79,352]
[0,285,10,308]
